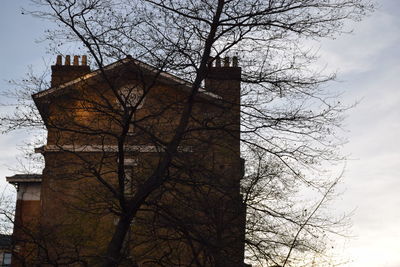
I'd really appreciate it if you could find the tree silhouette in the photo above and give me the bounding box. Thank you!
[1,0,373,266]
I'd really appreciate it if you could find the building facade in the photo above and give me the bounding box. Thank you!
[9,55,246,266]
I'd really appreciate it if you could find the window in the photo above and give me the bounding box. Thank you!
[124,158,138,196]
[117,84,144,109]
[117,84,144,135]
[2,252,11,266]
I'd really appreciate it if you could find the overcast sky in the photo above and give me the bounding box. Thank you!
[1,1,399,266]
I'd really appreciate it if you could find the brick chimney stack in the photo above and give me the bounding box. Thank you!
[205,56,241,154]
[51,55,91,87]
[205,56,241,103]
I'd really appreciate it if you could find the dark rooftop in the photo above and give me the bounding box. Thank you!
[6,174,42,184]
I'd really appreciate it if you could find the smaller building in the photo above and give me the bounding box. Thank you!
[6,174,41,266]
[0,234,11,267]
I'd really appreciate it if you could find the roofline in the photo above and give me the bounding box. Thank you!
[6,174,42,184]
[32,57,221,100]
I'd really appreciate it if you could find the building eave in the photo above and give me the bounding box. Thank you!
[32,57,221,101]
[6,174,42,184]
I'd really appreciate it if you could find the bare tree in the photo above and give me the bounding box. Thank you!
[0,192,14,236]
[1,0,373,266]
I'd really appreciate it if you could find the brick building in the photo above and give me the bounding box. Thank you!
[8,55,246,266]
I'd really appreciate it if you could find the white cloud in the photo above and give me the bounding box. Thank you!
[318,10,400,74]
[325,2,400,266]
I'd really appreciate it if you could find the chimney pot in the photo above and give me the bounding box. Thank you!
[224,57,230,67]
[56,55,62,65]
[216,57,221,67]
[207,57,214,67]
[82,55,87,66]
[232,56,238,67]
[73,55,79,66]
[65,55,71,66]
